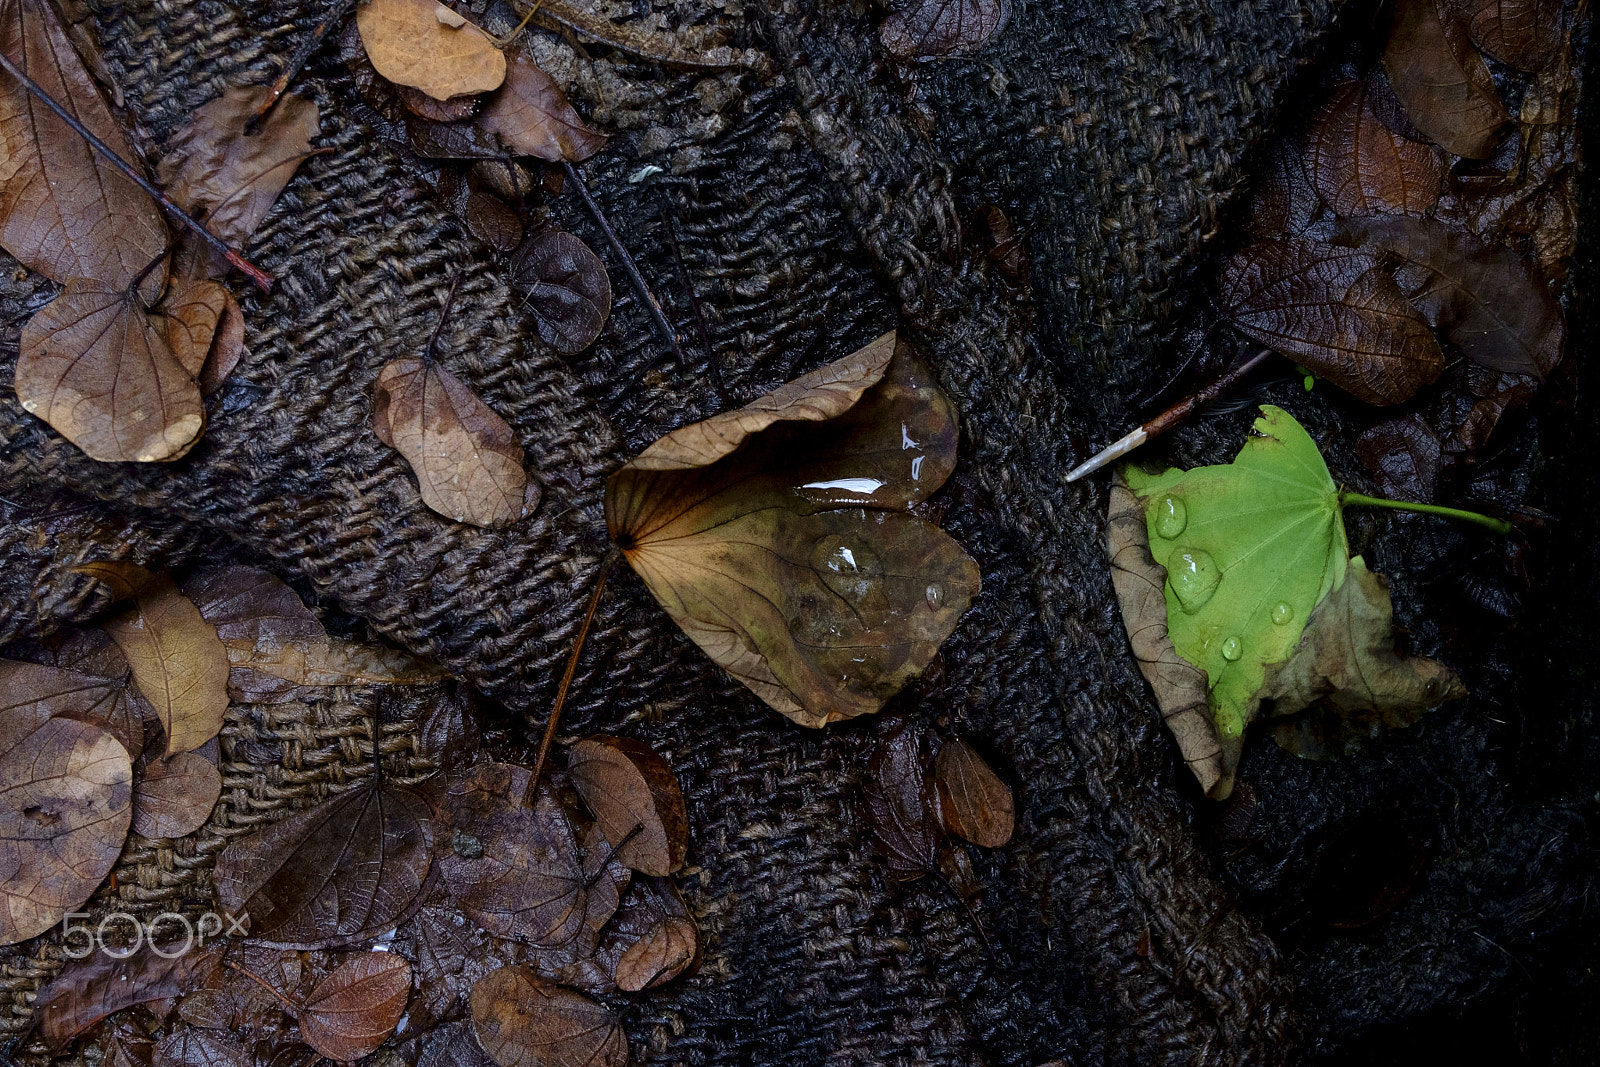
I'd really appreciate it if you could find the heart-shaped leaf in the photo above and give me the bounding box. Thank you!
[356,0,506,101]
[297,951,412,1062]
[507,229,612,356]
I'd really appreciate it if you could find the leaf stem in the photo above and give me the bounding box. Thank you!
[423,269,468,365]
[224,960,302,1014]
[0,50,275,292]
[1340,490,1513,536]
[526,546,621,803]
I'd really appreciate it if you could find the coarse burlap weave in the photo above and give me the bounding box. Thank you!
[2,0,1597,1063]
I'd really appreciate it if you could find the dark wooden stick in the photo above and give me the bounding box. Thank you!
[656,189,728,406]
[0,50,275,292]
[247,0,359,133]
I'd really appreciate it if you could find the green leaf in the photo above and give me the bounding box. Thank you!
[1123,406,1349,746]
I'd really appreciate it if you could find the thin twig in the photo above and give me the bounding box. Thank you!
[656,188,728,406]
[0,50,274,292]
[582,824,643,889]
[247,0,359,133]
[562,160,687,384]
[423,269,468,365]
[526,547,622,803]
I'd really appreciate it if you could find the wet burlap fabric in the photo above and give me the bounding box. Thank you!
[3,0,1598,1063]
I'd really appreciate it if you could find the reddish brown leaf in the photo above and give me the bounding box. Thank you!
[592,876,695,994]
[863,717,940,879]
[439,168,523,252]
[357,0,506,101]
[1303,79,1443,218]
[297,952,412,1062]
[399,84,480,122]
[507,229,612,356]
[153,1027,250,1067]
[1354,415,1444,503]
[932,738,1013,849]
[372,356,534,528]
[565,736,688,877]
[880,0,1010,59]
[0,0,168,299]
[158,279,229,381]
[16,282,206,463]
[1456,0,1565,71]
[1383,0,1510,158]
[32,947,222,1051]
[0,656,144,759]
[476,51,606,162]
[614,917,696,992]
[1219,239,1444,405]
[131,750,222,838]
[470,967,628,1067]
[197,288,245,394]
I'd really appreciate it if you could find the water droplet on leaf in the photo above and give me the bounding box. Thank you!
[1168,548,1220,614]
[1154,496,1187,539]
[1272,602,1294,625]
[1221,635,1242,661]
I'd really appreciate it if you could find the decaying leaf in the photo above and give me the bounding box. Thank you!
[1383,0,1510,158]
[153,1027,250,1067]
[1249,137,1325,240]
[615,917,696,993]
[1355,414,1444,503]
[507,229,612,356]
[372,356,534,528]
[357,0,506,101]
[418,1021,501,1067]
[1303,79,1443,218]
[0,656,144,759]
[863,717,941,879]
[212,778,435,947]
[470,966,629,1067]
[476,52,607,162]
[131,750,222,838]
[880,0,1010,59]
[1457,0,1565,71]
[932,738,1013,848]
[32,946,222,1050]
[0,0,168,298]
[1219,239,1444,405]
[1340,214,1564,377]
[605,332,980,728]
[77,562,229,757]
[565,736,688,877]
[597,876,697,992]
[297,951,412,1062]
[0,708,132,944]
[1264,557,1467,757]
[17,282,206,463]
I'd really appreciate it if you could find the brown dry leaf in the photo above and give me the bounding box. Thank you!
[153,1027,250,1067]
[440,168,523,253]
[880,0,1010,59]
[357,0,506,101]
[1355,415,1444,503]
[0,656,144,759]
[593,876,696,993]
[606,332,980,728]
[477,51,607,162]
[863,717,941,879]
[470,966,629,1067]
[507,228,612,356]
[297,951,412,1062]
[565,736,688,877]
[1456,0,1564,70]
[16,282,206,463]
[158,280,228,378]
[1249,137,1325,240]
[131,750,222,838]
[1340,214,1563,378]
[1383,0,1509,158]
[1303,79,1443,218]
[76,562,229,757]
[196,288,245,394]
[400,83,480,122]
[372,356,534,528]
[1219,239,1445,406]
[32,946,222,1050]
[1264,557,1467,758]
[0,0,168,299]
[615,917,696,993]
[0,708,132,945]
[1107,476,1229,798]
[932,737,1013,848]
[212,778,435,948]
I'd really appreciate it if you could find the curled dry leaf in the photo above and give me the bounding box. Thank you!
[153,1027,250,1067]
[1340,214,1564,377]
[1303,79,1442,218]
[863,717,941,879]
[508,229,612,356]
[596,876,697,992]
[296,952,412,1062]
[17,282,206,463]
[1265,557,1467,758]
[373,357,535,528]
[1457,0,1565,71]
[0,0,168,299]
[1383,0,1509,158]
[77,562,229,756]
[615,917,696,993]
[32,945,222,1050]
[932,738,1013,848]
[131,750,222,838]
[566,736,688,877]
[357,0,506,101]
[477,52,607,162]
[212,778,435,947]
[605,332,980,728]
[0,709,132,944]
[880,0,1010,59]
[0,656,144,759]
[1219,239,1444,405]
[470,966,629,1067]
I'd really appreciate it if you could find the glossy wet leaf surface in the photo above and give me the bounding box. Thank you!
[565,736,687,877]
[605,332,980,728]
[32,945,222,1049]
[507,228,612,356]
[932,737,1013,849]
[357,0,506,101]
[863,717,941,879]
[296,951,412,1061]
[1303,78,1442,218]
[1383,0,1509,158]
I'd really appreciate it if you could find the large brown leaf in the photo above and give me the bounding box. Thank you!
[0,710,132,944]
[0,656,144,759]
[1219,239,1444,406]
[476,51,606,162]
[880,0,1010,59]
[212,779,435,948]
[1303,79,1443,218]
[565,736,687,877]
[78,562,229,757]
[32,946,222,1050]
[372,356,534,528]
[297,951,412,1062]
[470,966,628,1067]
[1383,0,1510,158]
[1456,0,1565,71]
[16,282,206,462]
[0,0,167,298]
[357,0,506,101]
[605,332,980,728]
